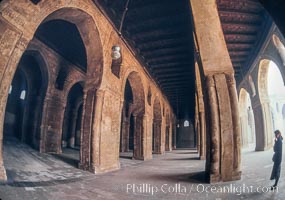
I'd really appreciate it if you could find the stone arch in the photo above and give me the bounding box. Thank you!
[272,34,285,66]
[3,50,49,151]
[152,96,162,154]
[0,5,104,178]
[21,51,49,150]
[254,59,276,150]
[120,70,146,160]
[247,75,256,97]
[121,70,146,115]
[259,54,285,87]
[238,88,256,149]
[39,8,104,89]
[258,59,283,103]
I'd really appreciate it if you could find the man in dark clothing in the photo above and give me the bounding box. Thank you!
[270,130,283,190]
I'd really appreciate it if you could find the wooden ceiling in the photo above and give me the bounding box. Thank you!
[94,0,272,118]
[217,0,272,81]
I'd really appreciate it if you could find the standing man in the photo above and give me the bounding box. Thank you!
[270,130,283,190]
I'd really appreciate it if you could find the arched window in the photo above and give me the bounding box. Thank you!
[9,85,12,94]
[20,90,26,100]
[184,120,189,127]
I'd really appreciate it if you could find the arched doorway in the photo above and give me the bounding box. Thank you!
[153,97,162,154]
[61,82,84,165]
[120,80,134,158]
[3,52,48,150]
[120,72,146,160]
[0,7,104,180]
[267,61,285,134]
[3,69,27,142]
[257,59,285,150]
[239,88,256,150]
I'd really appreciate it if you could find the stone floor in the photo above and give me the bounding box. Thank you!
[0,138,284,200]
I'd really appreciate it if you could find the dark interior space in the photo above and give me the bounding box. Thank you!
[3,69,27,141]
[62,82,84,151]
[35,19,87,72]
[96,0,196,120]
[3,53,46,150]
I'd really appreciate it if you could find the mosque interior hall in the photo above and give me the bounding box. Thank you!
[0,0,285,199]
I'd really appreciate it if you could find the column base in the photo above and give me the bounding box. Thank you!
[152,152,162,155]
[209,173,220,183]
[0,165,7,181]
[199,155,206,160]
[232,171,242,181]
[91,162,120,174]
[133,156,147,161]
[207,171,241,183]
[255,145,272,151]
[78,162,91,171]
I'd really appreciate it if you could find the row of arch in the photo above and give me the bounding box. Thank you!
[0,2,174,180]
[238,31,285,151]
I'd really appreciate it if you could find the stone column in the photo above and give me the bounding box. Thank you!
[40,85,67,154]
[143,114,152,160]
[195,60,206,160]
[90,89,104,173]
[205,75,220,182]
[69,109,78,148]
[204,74,241,182]
[39,93,52,153]
[252,100,273,151]
[165,126,170,151]
[152,119,162,154]
[133,115,138,158]
[240,114,249,148]
[121,116,130,152]
[226,74,241,180]
[79,89,96,171]
[190,0,241,182]
[0,140,7,181]
[195,93,200,154]
[132,114,147,160]
[172,122,177,149]
[199,111,206,160]
[168,123,173,151]
[44,92,66,154]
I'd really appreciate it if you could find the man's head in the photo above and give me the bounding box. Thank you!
[274,130,281,138]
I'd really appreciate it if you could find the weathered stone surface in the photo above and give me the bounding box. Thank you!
[0,0,173,180]
[190,0,234,75]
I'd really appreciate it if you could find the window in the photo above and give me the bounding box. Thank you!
[20,90,26,100]
[184,120,189,127]
[9,85,12,94]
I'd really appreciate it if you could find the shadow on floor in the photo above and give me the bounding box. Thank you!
[164,157,201,161]
[1,172,83,187]
[147,171,207,184]
[51,153,79,168]
[119,155,133,159]
[171,151,198,155]
[119,152,133,159]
